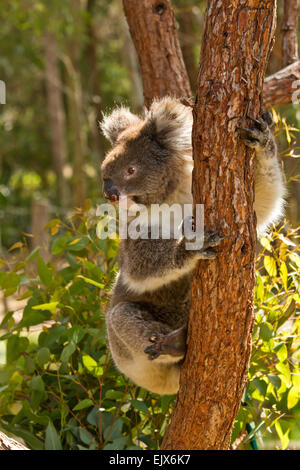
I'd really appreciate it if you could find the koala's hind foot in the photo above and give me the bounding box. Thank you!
[144,325,187,361]
[237,111,276,156]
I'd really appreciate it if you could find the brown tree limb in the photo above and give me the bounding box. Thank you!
[161,0,276,450]
[44,31,70,207]
[282,0,299,67]
[122,0,191,107]
[123,0,299,111]
[263,60,300,108]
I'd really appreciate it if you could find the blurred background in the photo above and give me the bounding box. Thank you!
[0,0,299,256]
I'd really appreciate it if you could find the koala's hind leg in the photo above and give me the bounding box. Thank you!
[106,301,184,394]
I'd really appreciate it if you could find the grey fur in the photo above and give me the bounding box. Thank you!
[100,97,285,395]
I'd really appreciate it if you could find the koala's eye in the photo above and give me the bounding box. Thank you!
[125,167,136,178]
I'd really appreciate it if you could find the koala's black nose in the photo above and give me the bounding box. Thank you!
[103,179,120,202]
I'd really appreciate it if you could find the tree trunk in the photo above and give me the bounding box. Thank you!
[0,431,28,450]
[282,0,299,67]
[31,199,50,263]
[122,0,191,107]
[162,0,276,450]
[44,31,70,207]
[65,0,87,209]
[86,0,105,159]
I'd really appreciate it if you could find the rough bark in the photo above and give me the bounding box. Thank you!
[44,31,70,207]
[122,0,191,107]
[123,0,299,112]
[282,0,299,67]
[162,0,276,450]
[0,431,28,450]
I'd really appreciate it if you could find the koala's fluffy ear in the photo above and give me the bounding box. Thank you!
[100,107,141,144]
[145,97,193,152]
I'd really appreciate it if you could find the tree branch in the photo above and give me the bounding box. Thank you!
[282,0,299,67]
[122,0,191,107]
[263,60,300,108]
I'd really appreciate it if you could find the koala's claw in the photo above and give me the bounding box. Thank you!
[261,110,274,127]
[203,231,228,248]
[238,116,272,150]
[198,249,219,259]
[195,231,228,259]
[144,326,187,361]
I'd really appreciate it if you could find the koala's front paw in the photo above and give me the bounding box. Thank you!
[237,112,275,155]
[144,325,187,361]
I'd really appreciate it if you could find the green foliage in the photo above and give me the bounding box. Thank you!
[0,207,299,450]
[231,224,300,450]
[0,207,175,450]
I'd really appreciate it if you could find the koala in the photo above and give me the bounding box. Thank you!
[100,97,285,395]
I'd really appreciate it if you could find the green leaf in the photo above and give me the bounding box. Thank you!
[44,325,67,347]
[87,407,100,427]
[275,420,290,450]
[287,386,299,409]
[264,256,277,277]
[161,395,175,414]
[131,399,151,415]
[82,354,103,376]
[267,374,281,390]
[36,347,50,367]
[79,427,94,445]
[274,343,287,362]
[289,252,300,268]
[45,421,63,450]
[19,310,51,328]
[77,275,104,289]
[52,236,68,255]
[32,301,58,314]
[277,299,296,329]
[7,335,29,362]
[1,272,21,295]
[280,262,288,290]
[73,399,94,411]
[275,362,291,386]
[104,436,128,450]
[260,322,273,341]
[67,237,89,252]
[37,256,52,287]
[260,237,272,251]
[30,375,45,392]
[60,342,76,362]
[0,311,14,329]
[67,325,85,345]
[103,417,123,441]
[105,390,125,400]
